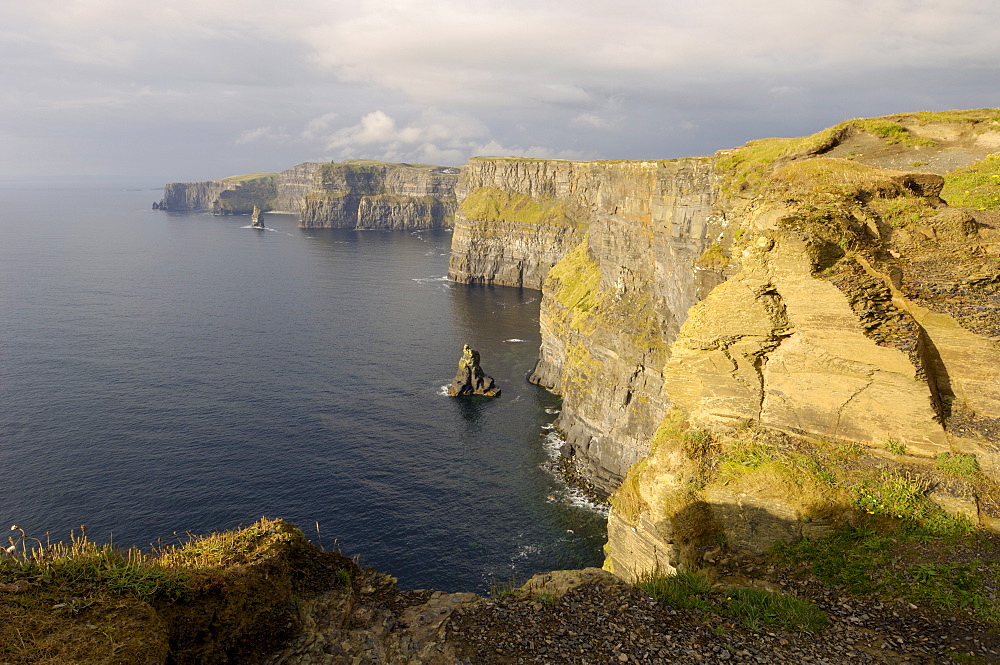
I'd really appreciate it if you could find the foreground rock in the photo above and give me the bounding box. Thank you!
[4,520,997,663]
[447,344,501,397]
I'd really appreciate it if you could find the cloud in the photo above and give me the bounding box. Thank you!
[234,108,586,165]
[2,0,1000,177]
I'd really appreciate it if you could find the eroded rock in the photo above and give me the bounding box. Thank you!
[447,344,500,397]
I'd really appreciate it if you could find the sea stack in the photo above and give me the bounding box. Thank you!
[447,344,501,397]
[250,205,265,228]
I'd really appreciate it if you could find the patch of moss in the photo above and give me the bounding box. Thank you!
[695,242,728,268]
[848,119,937,147]
[941,153,1000,211]
[459,187,570,226]
[547,241,601,322]
[214,175,278,213]
[610,462,651,524]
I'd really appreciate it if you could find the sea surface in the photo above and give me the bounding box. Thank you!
[0,182,606,592]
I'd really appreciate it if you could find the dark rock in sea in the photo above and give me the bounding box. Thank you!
[447,344,500,397]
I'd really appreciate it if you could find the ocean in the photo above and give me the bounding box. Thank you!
[0,182,606,593]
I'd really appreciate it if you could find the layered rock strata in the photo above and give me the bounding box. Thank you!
[161,161,458,230]
[602,114,1000,578]
[449,157,726,493]
[447,111,1000,578]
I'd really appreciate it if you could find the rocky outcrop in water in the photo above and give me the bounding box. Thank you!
[447,344,500,397]
[161,161,459,230]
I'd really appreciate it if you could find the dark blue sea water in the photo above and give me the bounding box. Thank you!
[0,183,606,592]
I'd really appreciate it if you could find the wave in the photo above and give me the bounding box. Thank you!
[504,338,527,343]
[437,384,450,396]
[538,428,609,517]
[411,275,450,284]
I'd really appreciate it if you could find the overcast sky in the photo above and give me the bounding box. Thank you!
[3,0,999,182]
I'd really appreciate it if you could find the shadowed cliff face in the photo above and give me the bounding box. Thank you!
[449,156,727,494]
[448,111,1000,574]
[162,161,458,230]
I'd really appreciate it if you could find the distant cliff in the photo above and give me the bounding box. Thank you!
[298,161,458,230]
[448,110,1000,579]
[160,160,459,230]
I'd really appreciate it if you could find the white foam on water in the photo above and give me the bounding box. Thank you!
[544,407,560,415]
[437,384,450,396]
[503,338,527,343]
[541,430,565,460]
[513,543,542,560]
[563,485,610,517]
[411,275,450,284]
[538,427,610,517]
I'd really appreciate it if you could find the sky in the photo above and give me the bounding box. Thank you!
[2,0,999,182]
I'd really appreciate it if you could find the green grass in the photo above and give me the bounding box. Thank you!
[724,587,829,633]
[848,119,936,147]
[777,522,997,625]
[2,526,190,603]
[489,575,523,599]
[941,154,1000,211]
[885,439,907,455]
[224,172,277,182]
[934,453,981,479]
[459,187,569,226]
[636,570,715,611]
[636,570,828,633]
[852,471,928,519]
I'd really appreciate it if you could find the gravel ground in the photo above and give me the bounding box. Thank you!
[447,565,1000,664]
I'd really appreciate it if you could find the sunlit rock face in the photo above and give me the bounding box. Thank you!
[449,112,1000,580]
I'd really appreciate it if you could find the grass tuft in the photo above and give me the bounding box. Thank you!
[637,570,828,633]
[934,453,981,479]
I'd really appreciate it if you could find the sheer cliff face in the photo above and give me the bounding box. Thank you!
[447,159,586,289]
[162,161,458,229]
[298,163,458,229]
[602,114,1000,580]
[448,157,726,492]
[449,112,1000,579]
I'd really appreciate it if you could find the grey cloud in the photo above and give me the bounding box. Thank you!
[2,0,999,178]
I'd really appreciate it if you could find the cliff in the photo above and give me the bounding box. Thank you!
[298,161,458,230]
[447,110,1000,579]
[161,161,459,229]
